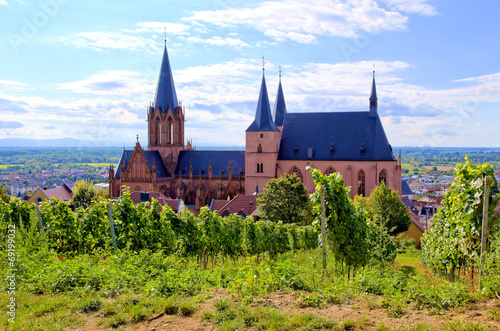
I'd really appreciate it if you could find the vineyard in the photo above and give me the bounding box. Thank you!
[1,163,500,330]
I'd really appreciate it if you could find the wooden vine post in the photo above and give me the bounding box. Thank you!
[321,185,327,270]
[479,175,491,290]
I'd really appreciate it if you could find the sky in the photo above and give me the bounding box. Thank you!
[0,0,499,148]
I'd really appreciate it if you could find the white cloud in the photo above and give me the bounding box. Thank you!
[131,22,191,35]
[57,32,157,51]
[0,0,7,5]
[379,0,437,16]
[186,36,249,47]
[186,0,410,43]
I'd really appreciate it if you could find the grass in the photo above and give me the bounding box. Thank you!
[0,249,494,330]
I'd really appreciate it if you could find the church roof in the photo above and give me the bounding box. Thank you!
[175,150,245,177]
[273,76,287,127]
[401,180,413,196]
[115,149,170,179]
[278,112,395,161]
[153,45,179,112]
[246,74,280,132]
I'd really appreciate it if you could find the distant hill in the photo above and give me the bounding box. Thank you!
[0,138,246,150]
[0,138,120,148]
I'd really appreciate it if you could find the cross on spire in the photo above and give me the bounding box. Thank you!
[262,56,265,72]
[279,66,282,78]
[136,134,139,143]
[164,27,167,45]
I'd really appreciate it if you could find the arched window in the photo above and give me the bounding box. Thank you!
[155,121,161,145]
[256,163,263,173]
[288,166,303,182]
[257,144,262,153]
[325,166,336,176]
[357,170,365,196]
[379,169,387,186]
[167,118,173,144]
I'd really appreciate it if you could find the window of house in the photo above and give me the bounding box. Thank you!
[358,170,365,196]
[257,144,262,153]
[379,169,387,185]
[325,167,336,176]
[289,166,303,182]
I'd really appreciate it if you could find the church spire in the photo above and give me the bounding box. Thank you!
[369,69,378,117]
[246,66,279,132]
[273,67,287,127]
[153,42,179,112]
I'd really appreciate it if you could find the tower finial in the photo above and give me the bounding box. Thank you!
[164,27,167,46]
[373,62,375,76]
[136,134,139,143]
[279,66,281,80]
[262,56,265,72]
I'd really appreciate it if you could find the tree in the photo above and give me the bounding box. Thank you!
[257,173,312,224]
[72,179,99,209]
[356,181,411,236]
[0,183,10,203]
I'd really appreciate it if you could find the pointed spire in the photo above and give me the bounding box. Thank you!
[273,66,287,127]
[153,43,179,112]
[246,69,279,132]
[369,68,378,117]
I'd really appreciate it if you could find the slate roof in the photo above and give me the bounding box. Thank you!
[246,74,279,132]
[153,45,179,112]
[273,77,287,127]
[401,180,413,196]
[115,149,170,179]
[175,150,245,177]
[278,112,395,161]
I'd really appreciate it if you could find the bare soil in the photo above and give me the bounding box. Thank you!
[71,289,500,331]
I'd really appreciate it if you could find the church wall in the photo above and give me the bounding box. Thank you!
[273,160,401,199]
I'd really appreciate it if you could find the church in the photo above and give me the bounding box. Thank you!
[109,42,402,208]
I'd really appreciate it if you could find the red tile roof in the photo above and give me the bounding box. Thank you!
[43,187,73,201]
[210,199,229,212]
[129,191,181,211]
[218,194,259,216]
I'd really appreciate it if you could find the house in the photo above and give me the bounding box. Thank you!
[129,191,183,213]
[28,184,73,204]
[217,194,259,219]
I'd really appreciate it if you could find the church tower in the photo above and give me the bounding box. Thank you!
[369,70,378,117]
[245,62,281,194]
[272,68,287,131]
[147,42,185,163]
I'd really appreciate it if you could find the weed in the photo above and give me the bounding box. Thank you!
[178,300,197,316]
[214,298,230,312]
[487,309,500,320]
[80,300,102,313]
[342,318,356,330]
[444,321,488,331]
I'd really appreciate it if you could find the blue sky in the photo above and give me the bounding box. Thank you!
[1,0,499,148]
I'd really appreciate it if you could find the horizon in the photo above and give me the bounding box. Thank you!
[1,1,500,148]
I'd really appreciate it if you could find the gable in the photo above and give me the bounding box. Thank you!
[115,149,170,179]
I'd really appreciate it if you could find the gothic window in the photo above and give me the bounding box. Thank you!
[379,169,387,186]
[256,163,264,173]
[257,144,262,153]
[357,170,365,196]
[167,118,173,144]
[288,166,303,182]
[325,166,336,176]
[155,121,161,145]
